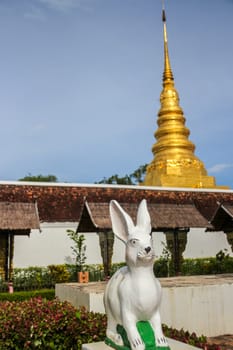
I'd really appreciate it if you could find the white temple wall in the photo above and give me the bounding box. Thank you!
[184,228,232,258]
[13,224,232,268]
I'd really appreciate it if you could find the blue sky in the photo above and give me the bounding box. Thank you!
[0,0,233,187]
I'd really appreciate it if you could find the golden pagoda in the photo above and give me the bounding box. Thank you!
[143,8,228,189]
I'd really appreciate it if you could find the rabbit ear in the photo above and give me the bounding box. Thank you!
[136,199,151,235]
[110,200,134,243]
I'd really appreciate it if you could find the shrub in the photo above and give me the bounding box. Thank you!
[154,258,170,277]
[110,262,126,276]
[12,266,53,290]
[162,325,219,349]
[181,254,233,276]
[0,289,55,302]
[0,298,107,349]
[48,265,70,284]
[1,254,232,294]
[154,250,233,278]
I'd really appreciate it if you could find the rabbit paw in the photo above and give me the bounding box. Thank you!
[155,335,168,347]
[130,337,145,350]
[106,329,124,346]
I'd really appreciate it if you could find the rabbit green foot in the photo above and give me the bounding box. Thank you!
[105,321,170,350]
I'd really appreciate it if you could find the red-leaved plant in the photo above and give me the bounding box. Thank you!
[0,297,106,349]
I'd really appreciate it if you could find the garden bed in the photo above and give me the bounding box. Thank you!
[0,297,220,349]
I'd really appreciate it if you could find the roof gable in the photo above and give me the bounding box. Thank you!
[0,202,40,231]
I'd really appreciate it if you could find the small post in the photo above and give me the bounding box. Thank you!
[78,271,89,283]
[8,281,14,294]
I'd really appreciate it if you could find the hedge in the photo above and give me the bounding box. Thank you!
[154,251,233,277]
[0,289,55,302]
[0,253,232,293]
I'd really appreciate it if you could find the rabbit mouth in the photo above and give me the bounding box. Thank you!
[137,251,154,261]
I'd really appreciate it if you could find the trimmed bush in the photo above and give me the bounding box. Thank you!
[0,254,232,293]
[181,256,233,276]
[154,251,233,278]
[0,289,55,302]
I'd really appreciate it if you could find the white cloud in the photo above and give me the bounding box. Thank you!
[32,123,47,132]
[37,0,91,12]
[24,0,93,21]
[208,163,233,173]
[24,6,46,21]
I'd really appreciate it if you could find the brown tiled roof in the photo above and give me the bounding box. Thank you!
[209,203,233,232]
[77,201,212,232]
[148,203,212,230]
[0,202,40,231]
[0,182,233,229]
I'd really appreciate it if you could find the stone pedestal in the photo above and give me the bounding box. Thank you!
[56,275,233,337]
[82,339,202,350]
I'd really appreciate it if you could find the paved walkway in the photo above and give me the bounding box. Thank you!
[159,274,233,288]
[73,273,233,293]
[207,335,233,349]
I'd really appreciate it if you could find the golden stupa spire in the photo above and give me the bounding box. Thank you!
[162,5,173,84]
[143,5,226,188]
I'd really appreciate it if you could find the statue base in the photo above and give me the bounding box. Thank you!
[82,339,202,350]
[105,322,170,350]
[82,321,202,350]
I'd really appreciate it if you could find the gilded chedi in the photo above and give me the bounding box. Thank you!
[144,9,228,189]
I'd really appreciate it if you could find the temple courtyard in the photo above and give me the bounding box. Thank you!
[56,274,233,349]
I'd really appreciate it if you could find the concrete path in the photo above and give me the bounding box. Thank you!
[207,334,233,350]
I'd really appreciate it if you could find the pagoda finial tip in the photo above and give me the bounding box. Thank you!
[162,0,166,22]
[162,9,166,22]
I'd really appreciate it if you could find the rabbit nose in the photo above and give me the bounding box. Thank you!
[145,247,151,254]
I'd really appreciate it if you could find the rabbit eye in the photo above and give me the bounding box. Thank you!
[130,239,138,246]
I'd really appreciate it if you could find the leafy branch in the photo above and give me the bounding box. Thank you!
[67,230,87,272]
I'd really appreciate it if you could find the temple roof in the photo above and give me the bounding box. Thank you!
[0,201,40,234]
[0,181,233,232]
[77,201,213,232]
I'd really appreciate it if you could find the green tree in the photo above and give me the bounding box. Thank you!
[97,174,133,185]
[96,164,148,185]
[130,164,148,184]
[18,174,58,182]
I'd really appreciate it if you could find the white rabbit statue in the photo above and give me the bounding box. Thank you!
[104,199,170,350]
